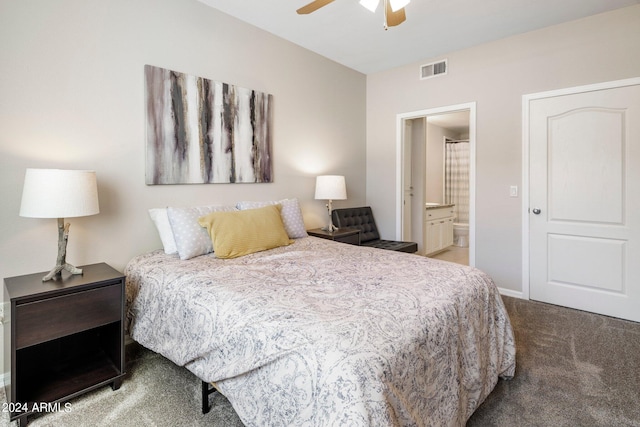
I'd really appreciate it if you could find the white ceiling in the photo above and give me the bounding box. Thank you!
[198,0,638,74]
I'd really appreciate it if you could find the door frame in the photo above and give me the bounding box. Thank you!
[396,102,476,266]
[521,77,640,300]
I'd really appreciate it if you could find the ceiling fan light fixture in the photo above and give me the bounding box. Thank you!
[389,0,410,12]
[359,0,380,12]
[297,0,407,28]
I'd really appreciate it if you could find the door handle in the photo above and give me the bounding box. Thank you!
[532,208,541,215]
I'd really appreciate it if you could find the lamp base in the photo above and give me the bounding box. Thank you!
[321,200,338,233]
[43,263,83,281]
[321,224,339,233]
[42,218,83,282]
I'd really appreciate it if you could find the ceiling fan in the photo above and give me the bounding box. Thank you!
[297,0,410,29]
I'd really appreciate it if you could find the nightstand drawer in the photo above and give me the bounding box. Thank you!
[15,283,122,349]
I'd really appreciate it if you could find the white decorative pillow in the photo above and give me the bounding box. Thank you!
[236,198,308,238]
[148,208,177,255]
[167,205,238,260]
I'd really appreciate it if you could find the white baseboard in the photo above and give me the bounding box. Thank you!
[498,287,524,299]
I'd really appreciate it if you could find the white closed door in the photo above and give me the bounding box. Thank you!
[529,81,640,322]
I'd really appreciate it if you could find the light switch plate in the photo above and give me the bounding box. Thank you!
[510,185,518,197]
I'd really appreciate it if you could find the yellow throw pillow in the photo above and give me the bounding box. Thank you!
[198,204,293,259]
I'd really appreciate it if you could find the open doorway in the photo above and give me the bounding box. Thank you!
[396,103,476,266]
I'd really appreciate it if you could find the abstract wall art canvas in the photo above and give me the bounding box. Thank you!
[145,65,273,184]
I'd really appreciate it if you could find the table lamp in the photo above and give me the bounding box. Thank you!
[19,169,100,281]
[314,175,347,232]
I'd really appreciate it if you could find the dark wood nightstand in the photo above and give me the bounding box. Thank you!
[308,228,361,245]
[3,263,126,426]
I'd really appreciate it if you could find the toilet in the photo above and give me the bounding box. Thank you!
[453,223,469,247]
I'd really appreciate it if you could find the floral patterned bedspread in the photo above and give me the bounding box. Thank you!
[125,236,515,427]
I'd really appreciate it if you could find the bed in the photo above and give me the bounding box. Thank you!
[125,232,515,426]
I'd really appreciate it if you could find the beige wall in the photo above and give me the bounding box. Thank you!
[0,0,366,279]
[366,5,640,292]
[0,0,366,375]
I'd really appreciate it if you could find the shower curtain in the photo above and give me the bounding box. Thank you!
[445,140,469,223]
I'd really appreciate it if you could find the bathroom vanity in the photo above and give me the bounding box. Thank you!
[424,204,455,256]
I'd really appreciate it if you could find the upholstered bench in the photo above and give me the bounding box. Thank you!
[331,206,418,253]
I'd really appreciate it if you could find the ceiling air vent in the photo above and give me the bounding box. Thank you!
[420,59,447,80]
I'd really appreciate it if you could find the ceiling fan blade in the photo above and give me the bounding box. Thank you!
[385,1,406,27]
[297,0,335,14]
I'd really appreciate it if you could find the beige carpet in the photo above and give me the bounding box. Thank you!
[468,297,640,426]
[2,296,639,426]
[0,344,243,427]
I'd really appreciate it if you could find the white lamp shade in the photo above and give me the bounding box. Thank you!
[19,169,100,218]
[315,175,347,200]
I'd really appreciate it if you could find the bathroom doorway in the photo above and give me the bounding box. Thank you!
[396,103,476,266]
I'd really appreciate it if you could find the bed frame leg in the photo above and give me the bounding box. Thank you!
[202,381,217,414]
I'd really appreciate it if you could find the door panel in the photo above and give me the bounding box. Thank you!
[548,234,625,293]
[529,83,640,322]
[548,108,625,224]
